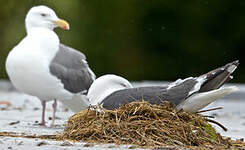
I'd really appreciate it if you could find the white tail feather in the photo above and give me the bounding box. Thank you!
[60,94,90,112]
[176,86,239,113]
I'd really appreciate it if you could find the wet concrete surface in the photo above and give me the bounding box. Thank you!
[0,81,148,150]
[0,80,244,149]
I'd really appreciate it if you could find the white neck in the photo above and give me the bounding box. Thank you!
[26,26,54,35]
[25,27,60,62]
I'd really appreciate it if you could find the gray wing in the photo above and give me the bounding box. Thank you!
[50,44,96,93]
[101,79,197,110]
[101,60,239,110]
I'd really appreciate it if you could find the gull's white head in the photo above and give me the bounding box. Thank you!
[87,74,133,105]
[25,5,69,33]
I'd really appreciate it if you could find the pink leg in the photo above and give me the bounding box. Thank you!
[51,99,57,126]
[40,101,46,126]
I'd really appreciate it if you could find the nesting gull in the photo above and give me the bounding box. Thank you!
[6,6,95,126]
[87,61,239,112]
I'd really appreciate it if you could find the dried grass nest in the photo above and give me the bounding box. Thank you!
[59,101,235,148]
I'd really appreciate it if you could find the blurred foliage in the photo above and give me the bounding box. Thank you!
[0,0,244,82]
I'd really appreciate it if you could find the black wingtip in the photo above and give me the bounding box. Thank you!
[234,60,239,65]
[225,60,239,74]
[199,60,239,92]
[230,60,239,66]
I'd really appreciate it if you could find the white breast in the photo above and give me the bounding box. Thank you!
[6,28,73,101]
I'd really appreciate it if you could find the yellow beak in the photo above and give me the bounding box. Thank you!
[54,19,70,30]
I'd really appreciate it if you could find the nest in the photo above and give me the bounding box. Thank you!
[59,101,231,148]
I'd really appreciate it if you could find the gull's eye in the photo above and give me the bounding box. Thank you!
[41,13,47,17]
[119,83,127,87]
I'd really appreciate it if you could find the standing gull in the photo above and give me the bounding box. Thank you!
[87,61,239,112]
[6,6,95,126]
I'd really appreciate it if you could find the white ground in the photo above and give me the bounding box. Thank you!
[0,81,245,149]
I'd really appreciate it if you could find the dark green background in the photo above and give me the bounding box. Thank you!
[0,0,244,82]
